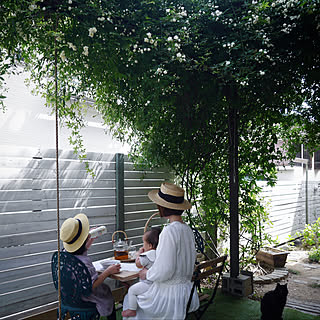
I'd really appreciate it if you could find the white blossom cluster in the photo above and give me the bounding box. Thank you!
[223,42,236,49]
[144,32,158,46]
[129,31,158,63]
[155,67,168,76]
[166,34,186,62]
[166,6,188,22]
[211,9,223,19]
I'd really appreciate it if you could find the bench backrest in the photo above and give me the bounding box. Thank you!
[186,255,228,319]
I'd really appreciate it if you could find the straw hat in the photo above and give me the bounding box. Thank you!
[60,213,90,253]
[148,182,192,210]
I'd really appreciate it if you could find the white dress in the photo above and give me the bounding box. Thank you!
[123,221,200,320]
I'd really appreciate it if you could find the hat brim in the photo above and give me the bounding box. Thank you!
[148,189,192,210]
[62,213,90,253]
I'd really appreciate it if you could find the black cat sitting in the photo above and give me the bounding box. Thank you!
[261,283,288,320]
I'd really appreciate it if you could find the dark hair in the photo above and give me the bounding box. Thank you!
[69,238,87,255]
[145,227,161,249]
[158,205,183,217]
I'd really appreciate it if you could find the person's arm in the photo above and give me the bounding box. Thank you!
[135,247,145,268]
[92,263,121,289]
[86,234,94,250]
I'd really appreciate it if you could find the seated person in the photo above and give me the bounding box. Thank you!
[122,183,200,319]
[60,213,120,320]
[122,227,161,317]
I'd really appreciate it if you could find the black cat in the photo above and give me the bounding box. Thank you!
[260,283,288,320]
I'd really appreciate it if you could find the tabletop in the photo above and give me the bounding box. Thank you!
[93,259,140,282]
[110,270,139,282]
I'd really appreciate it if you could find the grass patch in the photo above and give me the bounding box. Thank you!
[200,290,319,320]
[112,289,320,320]
[309,282,320,288]
[288,268,301,275]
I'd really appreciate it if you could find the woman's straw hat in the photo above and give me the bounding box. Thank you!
[148,182,192,210]
[60,213,90,253]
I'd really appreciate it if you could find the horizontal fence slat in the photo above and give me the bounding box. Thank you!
[0,197,115,214]
[124,180,168,188]
[0,292,57,319]
[0,283,55,309]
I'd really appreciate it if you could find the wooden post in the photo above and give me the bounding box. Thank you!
[116,153,124,231]
[228,106,239,278]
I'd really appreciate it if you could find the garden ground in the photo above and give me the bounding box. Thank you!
[253,248,320,316]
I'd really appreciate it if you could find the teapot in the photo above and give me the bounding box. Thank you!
[112,230,129,260]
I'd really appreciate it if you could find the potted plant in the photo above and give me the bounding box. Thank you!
[256,247,289,268]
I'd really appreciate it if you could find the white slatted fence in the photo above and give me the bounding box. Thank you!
[0,147,172,320]
[259,180,320,243]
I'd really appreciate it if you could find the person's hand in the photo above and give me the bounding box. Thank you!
[138,247,145,254]
[106,263,121,275]
[139,268,147,280]
[86,235,94,250]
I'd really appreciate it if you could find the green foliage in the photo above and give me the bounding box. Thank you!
[0,0,319,269]
[308,248,320,263]
[297,218,320,249]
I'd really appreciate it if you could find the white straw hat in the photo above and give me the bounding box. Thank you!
[60,213,90,253]
[148,182,192,210]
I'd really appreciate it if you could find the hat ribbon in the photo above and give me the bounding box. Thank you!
[158,189,184,204]
[66,219,83,244]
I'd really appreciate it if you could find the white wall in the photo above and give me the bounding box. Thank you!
[0,70,130,154]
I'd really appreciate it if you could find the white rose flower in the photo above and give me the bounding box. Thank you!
[88,27,97,37]
[29,4,37,11]
[60,51,66,62]
[146,32,152,38]
[83,46,89,56]
[67,42,76,51]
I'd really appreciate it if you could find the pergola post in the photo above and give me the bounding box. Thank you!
[228,106,239,278]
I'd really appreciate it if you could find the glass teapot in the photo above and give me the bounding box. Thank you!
[112,230,129,260]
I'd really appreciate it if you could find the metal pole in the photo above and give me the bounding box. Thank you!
[54,20,61,319]
[305,162,308,225]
